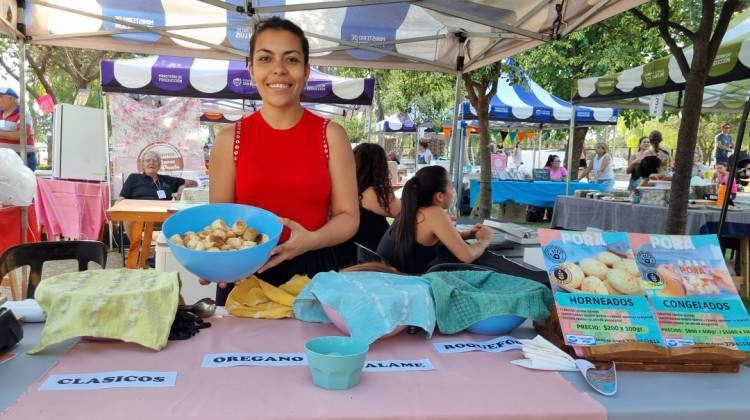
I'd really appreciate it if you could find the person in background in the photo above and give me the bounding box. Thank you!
[578,148,588,180]
[117,151,198,239]
[203,144,211,169]
[712,161,737,204]
[496,143,505,155]
[714,123,734,165]
[543,154,567,181]
[206,17,359,304]
[578,142,615,193]
[377,165,493,275]
[0,87,36,171]
[514,141,524,166]
[489,141,497,154]
[691,149,709,178]
[388,151,400,165]
[417,140,432,164]
[636,156,662,188]
[335,143,401,268]
[627,136,651,194]
[649,130,673,174]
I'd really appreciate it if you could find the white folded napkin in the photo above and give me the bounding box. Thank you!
[511,335,577,371]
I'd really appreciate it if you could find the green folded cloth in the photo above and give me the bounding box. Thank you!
[28,269,180,354]
[423,270,554,334]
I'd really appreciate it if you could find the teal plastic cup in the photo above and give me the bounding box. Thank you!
[305,336,369,390]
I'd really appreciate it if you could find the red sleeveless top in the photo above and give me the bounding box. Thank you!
[234,110,331,242]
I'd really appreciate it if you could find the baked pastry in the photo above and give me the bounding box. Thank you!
[581,276,609,295]
[659,277,686,297]
[556,262,584,289]
[612,259,640,278]
[579,258,609,280]
[595,251,621,267]
[602,279,623,295]
[606,268,646,295]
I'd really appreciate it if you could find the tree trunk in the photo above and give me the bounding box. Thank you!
[666,71,707,235]
[477,95,492,219]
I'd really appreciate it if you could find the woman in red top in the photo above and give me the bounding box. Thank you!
[206,17,358,301]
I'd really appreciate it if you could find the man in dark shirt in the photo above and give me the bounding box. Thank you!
[116,151,198,239]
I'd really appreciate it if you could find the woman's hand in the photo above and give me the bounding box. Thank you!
[460,223,483,240]
[259,217,313,273]
[199,278,241,288]
[474,225,494,244]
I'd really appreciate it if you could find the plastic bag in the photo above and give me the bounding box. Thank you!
[0,149,37,206]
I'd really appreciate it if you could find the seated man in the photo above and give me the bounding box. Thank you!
[116,150,198,239]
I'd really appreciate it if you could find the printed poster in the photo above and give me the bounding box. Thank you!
[628,233,750,350]
[539,229,664,348]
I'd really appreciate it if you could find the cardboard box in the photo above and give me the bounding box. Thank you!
[500,204,527,223]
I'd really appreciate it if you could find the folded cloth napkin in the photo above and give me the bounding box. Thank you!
[28,269,180,354]
[423,270,554,334]
[293,271,436,344]
[1,299,46,322]
[225,275,310,319]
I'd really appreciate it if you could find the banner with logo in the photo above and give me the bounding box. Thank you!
[110,93,204,197]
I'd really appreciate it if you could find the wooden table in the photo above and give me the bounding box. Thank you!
[107,199,176,269]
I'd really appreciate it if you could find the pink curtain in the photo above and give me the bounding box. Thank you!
[109,94,204,198]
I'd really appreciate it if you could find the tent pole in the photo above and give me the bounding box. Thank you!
[565,105,576,196]
[19,38,29,244]
[103,92,114,248]
[450,36,467,216]
[716,97,750,240]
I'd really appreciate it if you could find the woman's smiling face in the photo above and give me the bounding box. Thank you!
[248,28,310,109]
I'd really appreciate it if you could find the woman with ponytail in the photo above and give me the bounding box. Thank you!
[376,165,493,274]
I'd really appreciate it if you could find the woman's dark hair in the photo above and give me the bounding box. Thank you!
[250,17,310,64]
[419,140,429,149]
[638,156,662,179]
[544,154,559,168]
[353,143,392,214]
[649,130,663,147]
[390,165,449,273]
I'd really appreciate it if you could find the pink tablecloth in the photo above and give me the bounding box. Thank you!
[34,178,109,240]
[1,317,605,420]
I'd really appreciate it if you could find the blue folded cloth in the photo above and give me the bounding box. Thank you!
[293,271,436,344]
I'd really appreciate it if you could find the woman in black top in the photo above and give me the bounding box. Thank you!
[335,143,401,268]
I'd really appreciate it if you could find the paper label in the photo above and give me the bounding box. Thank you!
[433,336,522,353]
[363,359,435,371]
[39,371,177,390]
[202,353,307,367]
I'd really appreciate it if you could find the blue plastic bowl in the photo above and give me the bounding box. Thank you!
[465,315,526,335]
[162,203,282,282]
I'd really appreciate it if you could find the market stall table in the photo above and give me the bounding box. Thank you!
[470,180,603,208]
[34,178,109,241]
[550,195,750,298]
[2,316,749,420]
[106,199,176,269]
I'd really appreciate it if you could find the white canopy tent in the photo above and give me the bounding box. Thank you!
[0,0,648,226]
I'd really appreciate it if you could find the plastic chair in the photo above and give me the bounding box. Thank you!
[355,242,388,265]
[0,240,108,300]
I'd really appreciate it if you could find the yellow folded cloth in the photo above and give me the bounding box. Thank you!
[225,275,310,319]
[28,269,180,354]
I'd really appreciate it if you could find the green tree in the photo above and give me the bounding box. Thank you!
[631,0,746,234]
